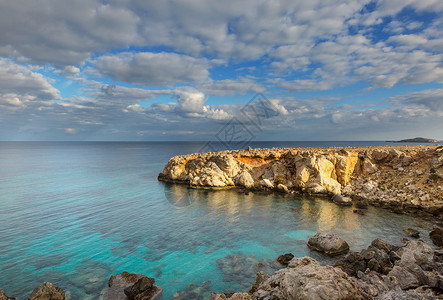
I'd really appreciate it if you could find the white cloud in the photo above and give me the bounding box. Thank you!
[92,52,210,86]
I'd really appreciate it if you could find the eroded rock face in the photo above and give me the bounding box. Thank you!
[158,146,443,213]
[0,290,15,300]
[307,232,350,256]
[101,272,162,300]
[253,256,363,300]
[27,282,65,300]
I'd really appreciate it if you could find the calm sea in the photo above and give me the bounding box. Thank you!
[0,142,436,299]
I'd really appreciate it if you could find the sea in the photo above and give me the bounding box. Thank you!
[0,141,436,299]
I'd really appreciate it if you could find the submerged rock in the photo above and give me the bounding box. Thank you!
[27,282,65,300]
[0,290,15,300]
[172,281,211,300]
[403,228,420,238]
[101,272,162,300]
[307,232,350,256]
[253,256,363,300]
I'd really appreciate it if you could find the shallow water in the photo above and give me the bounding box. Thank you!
[0,142,436,299]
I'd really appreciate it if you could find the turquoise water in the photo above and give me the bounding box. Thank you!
[0,142,435,299]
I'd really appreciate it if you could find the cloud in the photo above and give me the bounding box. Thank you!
[92,52,210,86]
[0,59,60,100]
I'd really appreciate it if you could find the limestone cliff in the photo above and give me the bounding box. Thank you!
[158,145,443,214]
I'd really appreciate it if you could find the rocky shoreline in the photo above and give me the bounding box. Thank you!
[158,145,443,216]
[2,227,441,300]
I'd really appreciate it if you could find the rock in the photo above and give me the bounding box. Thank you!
[260,178,273,188]
[208,292,252,300]
[371,238,395,254]
[335,252,367,277]
[353,209,365,215]
[236,171,254,189]
[307,232,350,256]
[253,256,363,299]
[0,290,15,300]
[249,272,270,294]
[403,228,420,238]
[103,272,162,300]
[276,253,294,266]
[276,183,289,193]
[430,225,443,247]
[388,266,420,290]
[355,198,369,209]
[27,282,65,300]
[124,277,161,300]
[332,193,353,206]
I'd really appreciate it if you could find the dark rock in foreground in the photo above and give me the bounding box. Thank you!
[0,290,15,300]
[276,253,294,266]
[430,224,443,247]
[27,282,65,300]
[102,272,162,300]
[307,232,350,256]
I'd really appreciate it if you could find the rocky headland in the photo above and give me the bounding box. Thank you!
[158,145,443,216]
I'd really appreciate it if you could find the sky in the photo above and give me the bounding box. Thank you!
[0,0,442,141]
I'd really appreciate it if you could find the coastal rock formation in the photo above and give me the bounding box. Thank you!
[212,238,443,300]
[307,232,350,256]
[101,272,162,300]
[27,282,65,300]
[276,253,294,266]
[0,290,15,300]
[253,256,363,300]
[159,146,443,214]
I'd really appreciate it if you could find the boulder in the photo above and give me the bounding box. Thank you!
[172,281,211,299]
[430,225,443,247]
[307,232,350,256]
[253,256,363,300]
[332,194,353,206]
[27,282,65,300]
[103,272,162,300]
[124,277,161,300]
[277,253,294,266]
[0,290,15,300]
[236,171,254,189]
[403,228,420,238]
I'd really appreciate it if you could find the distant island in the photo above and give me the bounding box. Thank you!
[387,137,440,143]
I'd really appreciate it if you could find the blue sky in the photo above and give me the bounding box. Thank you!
[0,0,442,141]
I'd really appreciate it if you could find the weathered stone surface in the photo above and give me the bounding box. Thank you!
[0,290,15,300]
[124,277,160,300]
[430,224,443,247]
[388,266,420,290]
[308,232,350,256]
[276,253,294,266]
[102,272,162,300]
[27,282,65,300]
[253,256,363,300]
[332,193,353,206]
[159,146,443,213]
